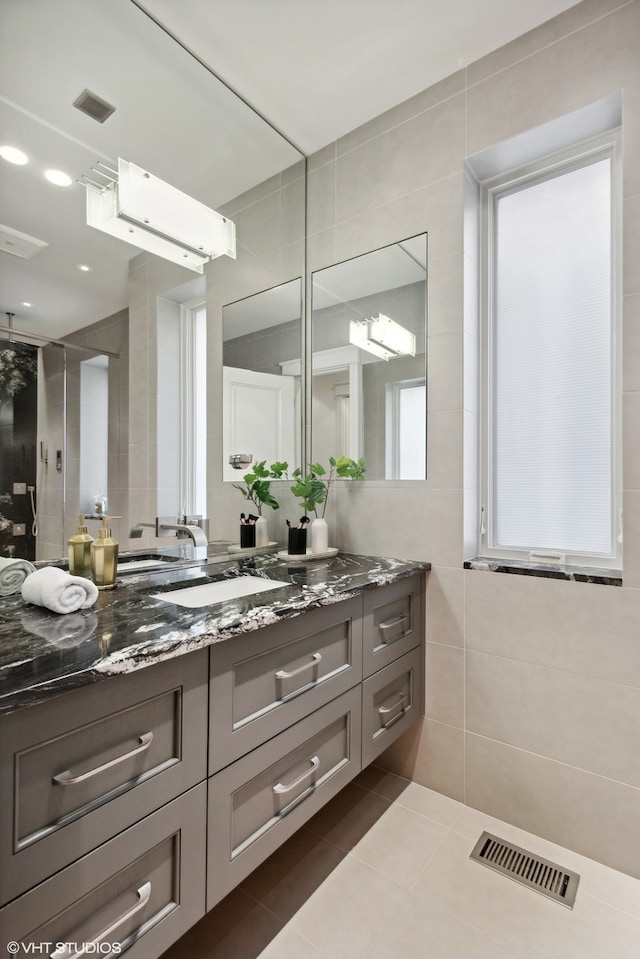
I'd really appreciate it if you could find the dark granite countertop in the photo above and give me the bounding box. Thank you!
[0,551,429,716]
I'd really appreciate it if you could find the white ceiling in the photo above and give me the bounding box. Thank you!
[0,0,582,340]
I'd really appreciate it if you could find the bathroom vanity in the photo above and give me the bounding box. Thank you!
[0,551,427,957]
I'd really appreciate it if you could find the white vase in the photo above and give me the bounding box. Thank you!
[310,517,329,553]
[255,515,269,547]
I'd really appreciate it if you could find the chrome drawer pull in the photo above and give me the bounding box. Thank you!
[378,614,408,644]
[53,732,154,786]
[275,652,322,695]
[273,755,320,798]
[378,692,408,728]
[50,881,152,958]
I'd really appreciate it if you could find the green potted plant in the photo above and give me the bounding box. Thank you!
[233,460,288,546]
[290,456,366,552]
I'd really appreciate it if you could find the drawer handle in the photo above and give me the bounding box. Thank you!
[275,652,322,695]
[273,754,320,814]
[378,692,408,728]
[52,732,154,786]
[378,614,408,644]
[50,881,152,958]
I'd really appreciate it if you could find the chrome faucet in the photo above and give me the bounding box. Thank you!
[155,516,209,548]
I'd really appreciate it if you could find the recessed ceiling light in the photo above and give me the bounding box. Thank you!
[0,145,28,165]
[45,168,73,187]
[20,301,33,308]
[77,263,92,272]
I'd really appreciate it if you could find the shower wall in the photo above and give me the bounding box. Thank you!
[0,340,38,561]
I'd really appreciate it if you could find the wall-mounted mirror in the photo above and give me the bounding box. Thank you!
[222,279,302,482]
[311,234,428,480]
[1,0,305,554]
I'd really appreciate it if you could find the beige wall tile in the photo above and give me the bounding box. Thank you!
[426,565,465,648]
[306,158,336,236]
[428,252,464,336]
[465,571,640,688]
[467,0,630,87]
[334,486,462,566]
[623,294,640,392]
[623,93,640,198]
[336,95,465,223]
[425,642,465,728]
[335,172,463,267]
[467,3,640,156]
[428,331,464,413]
[623,390,640,489]
[465,733,640,879]
[338,71,466,157]
[623,489,640,587]
[466,649,640,786]
[378,717,465,801]
[426,410,463,490]
[623,193,640,295]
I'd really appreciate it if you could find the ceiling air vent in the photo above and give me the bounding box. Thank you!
[0,225,48,260]
[469,831,580,908]
[73,89,116,124]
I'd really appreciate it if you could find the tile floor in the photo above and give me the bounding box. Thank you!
[161,766,640,959]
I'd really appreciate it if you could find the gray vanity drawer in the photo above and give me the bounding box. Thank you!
[207,685,362,909]
[0,782,206,959]
[0,649,208,905]
[362,575,424,678]
[209,597,363,773]
[362,646,424,766]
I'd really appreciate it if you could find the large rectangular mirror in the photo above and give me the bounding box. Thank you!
[311,234,427,480]
[1,0,305,554]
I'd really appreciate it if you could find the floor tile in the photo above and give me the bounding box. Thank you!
[257,927,331,959]
[349,801,448,888]
[161,776,640,959]
[288,855,406,959]
[370,893,522,959]
[241,826,347,922]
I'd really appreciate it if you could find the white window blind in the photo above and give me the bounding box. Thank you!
[487,152,617,563]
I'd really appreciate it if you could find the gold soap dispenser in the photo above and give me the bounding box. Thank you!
[68,514,93,578]
[91,515,119,590]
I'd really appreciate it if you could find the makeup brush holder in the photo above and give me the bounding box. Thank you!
[240,524,256,548]
[288,528,307,555]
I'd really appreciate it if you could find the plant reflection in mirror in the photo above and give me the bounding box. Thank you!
[232,460,288,514]
[291,456,366,518]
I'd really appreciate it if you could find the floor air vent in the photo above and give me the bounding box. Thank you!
[469,831,580,908]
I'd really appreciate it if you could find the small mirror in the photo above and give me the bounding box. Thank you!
[311,234,427,480]
[222,278,302,481]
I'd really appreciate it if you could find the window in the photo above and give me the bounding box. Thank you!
[480,138,620,569]
[180,300,207,518]
[386,377,426,480]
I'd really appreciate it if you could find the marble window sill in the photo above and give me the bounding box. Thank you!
[464,557,622,587]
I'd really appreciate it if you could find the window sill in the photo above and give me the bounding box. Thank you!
[464,557,622,587]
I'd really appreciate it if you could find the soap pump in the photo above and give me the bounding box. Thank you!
[68,514,93,578]
[91,515,119,590]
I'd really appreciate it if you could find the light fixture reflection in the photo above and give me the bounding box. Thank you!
[349,314,416,361]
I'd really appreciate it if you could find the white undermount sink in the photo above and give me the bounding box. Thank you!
[151,575,290,609]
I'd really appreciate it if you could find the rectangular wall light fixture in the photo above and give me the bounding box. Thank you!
[85,159,235,273]
[349,313,416,361]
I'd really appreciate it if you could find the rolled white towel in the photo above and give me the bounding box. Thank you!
[0,556,37,596]
[21,566,99,614]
